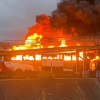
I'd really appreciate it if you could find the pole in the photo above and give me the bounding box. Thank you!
[76,50,79,77]
[83,49,88,78]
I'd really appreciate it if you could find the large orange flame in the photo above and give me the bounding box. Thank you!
[12,15,79,51]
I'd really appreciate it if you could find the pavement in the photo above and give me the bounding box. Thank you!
[0,78,100,100]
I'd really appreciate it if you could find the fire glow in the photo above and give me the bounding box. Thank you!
[13,33,69,50]
[11,52,83,61]
[6,0,100,70]
[11,0,100,72]
[12,14,80,51]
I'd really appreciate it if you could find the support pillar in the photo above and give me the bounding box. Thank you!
[82,49,89,78]
[76,50,79,77]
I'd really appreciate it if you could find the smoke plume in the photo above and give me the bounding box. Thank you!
[51,0,100,36]
[27,0,100,39]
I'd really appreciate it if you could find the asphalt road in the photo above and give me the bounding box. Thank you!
[0,79,100,100]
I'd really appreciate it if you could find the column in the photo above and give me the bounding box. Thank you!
[76,50,79,77]
[82,49,89,78]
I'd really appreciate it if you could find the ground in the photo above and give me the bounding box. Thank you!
[0,78,100,100]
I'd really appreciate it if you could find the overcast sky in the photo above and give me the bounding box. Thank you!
[0,0,59,41]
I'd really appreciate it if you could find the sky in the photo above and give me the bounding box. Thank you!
[0,0,59,41]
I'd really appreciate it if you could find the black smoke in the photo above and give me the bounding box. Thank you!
[51,0,100,36]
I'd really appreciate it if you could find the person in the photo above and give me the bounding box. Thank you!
[0,57,8,72]
[96,61,100,78]
[1,61,8,72]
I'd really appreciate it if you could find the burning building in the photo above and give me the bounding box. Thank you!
[1,0,100,77]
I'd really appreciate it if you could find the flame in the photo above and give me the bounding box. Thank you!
[90,56,100,71]
[76,43,80,46]
[35,55,41,60]
[11,52,84,61]
[64,55,71,61]
[64,52,83,61]
[90,62,96,71]
[25,33,43,47]
[23,55,34,60]
[11,55,23,61]
[12,16,78,51]
[91,56,100,61]
[11,55,34,61]
[13,33,69,50]
[59,39,67,47]
[13,33,43,50]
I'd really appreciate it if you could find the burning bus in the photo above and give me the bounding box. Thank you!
[1,46,99,76]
